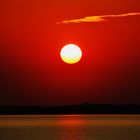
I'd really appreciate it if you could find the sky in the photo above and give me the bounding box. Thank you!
[1,0,140,106]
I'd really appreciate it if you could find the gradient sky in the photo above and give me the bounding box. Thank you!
[1,0,140,106]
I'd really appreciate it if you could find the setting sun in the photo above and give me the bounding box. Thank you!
[60,44,82,64]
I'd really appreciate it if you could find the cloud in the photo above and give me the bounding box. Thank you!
[56,12,140,24]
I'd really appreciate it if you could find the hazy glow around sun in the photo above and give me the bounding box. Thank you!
[60,44,82,64]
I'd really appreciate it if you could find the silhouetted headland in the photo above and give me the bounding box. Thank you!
[0,103,140,115]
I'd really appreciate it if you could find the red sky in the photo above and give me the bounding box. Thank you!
[1,0,140,106]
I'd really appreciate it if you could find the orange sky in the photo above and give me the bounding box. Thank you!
[1,0,140,106]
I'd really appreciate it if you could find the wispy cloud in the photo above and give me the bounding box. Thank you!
[56,12,140,24]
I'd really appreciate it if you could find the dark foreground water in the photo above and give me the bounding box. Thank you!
[0,115,140,140]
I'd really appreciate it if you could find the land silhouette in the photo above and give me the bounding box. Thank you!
[0,103,140,115]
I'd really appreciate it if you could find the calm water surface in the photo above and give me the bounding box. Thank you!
[0,115,140,140]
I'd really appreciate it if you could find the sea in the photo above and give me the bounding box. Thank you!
[0,115,140,140]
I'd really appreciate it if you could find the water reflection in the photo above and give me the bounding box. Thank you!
[58,115,86,125]
[0,115,140,140]
[56,116,87,140]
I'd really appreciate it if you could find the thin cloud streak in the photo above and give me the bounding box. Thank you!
[56,12,140,24]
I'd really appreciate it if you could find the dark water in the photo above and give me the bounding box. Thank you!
[0,115,140,140]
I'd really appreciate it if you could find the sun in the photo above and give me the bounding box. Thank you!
[60,44,82,64]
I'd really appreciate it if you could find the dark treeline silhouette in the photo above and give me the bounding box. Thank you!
[0,103,140,115]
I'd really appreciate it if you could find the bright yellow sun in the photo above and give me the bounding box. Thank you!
[60,44,82,64]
